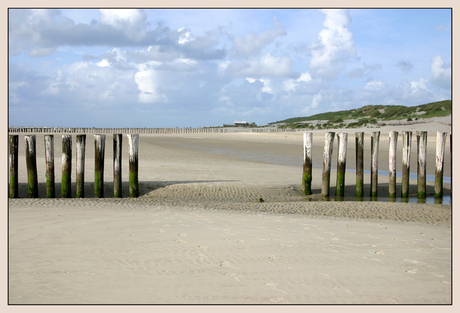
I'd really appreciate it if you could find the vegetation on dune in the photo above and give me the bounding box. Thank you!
[269,100,451,130]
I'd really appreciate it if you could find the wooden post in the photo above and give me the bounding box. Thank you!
[44,135,55,198]
[388,131,398,198]
[370,131,380,197]
[76,134,86,198]
[9,135,19,198]
[435,131,447,198]
[25,135,38,198]
[128,134,139,198]
[302,132,313,195]
[61,135,72,198]
[401,131,412,198]
[322,132,335,197]
[113,134,123,198]
[355,132,364,197]
[94,134,106,198]
[417,131,427,198]
[336,132,348,197]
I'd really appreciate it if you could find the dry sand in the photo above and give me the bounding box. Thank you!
[8,119,452,304]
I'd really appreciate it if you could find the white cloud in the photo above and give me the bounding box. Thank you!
[410,78,430,94]
[99,9,147,42]
[228,53,295,77]
[232,15,286,58]
[97,59,110,67]
[297,72,312,82]
[283,79,298,93]
[308,9,356,79]
[178,27,195,45]
[364,80,385,91]
[430,56,451,89]
[311,92,322,108]
[134,65,166,103]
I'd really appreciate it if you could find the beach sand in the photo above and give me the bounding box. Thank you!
[8,119,452,304]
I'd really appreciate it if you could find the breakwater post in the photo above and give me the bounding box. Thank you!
[388,131,398,198]
[416,131,427,198]
[355,132,364,198]
[25,135,38,198]
[370,131,380,198]
[322,132,335,197]
[302,132,313,195]
[435,131,447,198]
[44,135,55,198]
[94,134,106,198]
[336,132,348,198]
[76,135,86,198]
[61,135,72,198]
[401,131,412,198]
[113,134,123,198]
[9,135,19,198]
[128,134,139,198]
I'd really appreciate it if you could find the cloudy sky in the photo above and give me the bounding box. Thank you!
[8,8,451,128]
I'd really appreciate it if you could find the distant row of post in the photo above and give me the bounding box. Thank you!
[302,131,449,199]
[8,127,227,134]
[9,134,139,198]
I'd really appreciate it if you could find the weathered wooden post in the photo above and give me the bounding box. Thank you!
[388,131,398,198]
[401,131,412,198]
[355,132,364,198]
[113,134,123,198]
[94,134,105,198]
[76,134,86,198]
[336,132,348,197]
[44,135,55,198]
[302,132,313,195]
[416,131,427,198]
[61,135,72,198]
[370,132,380,197]
[322,132,335,197]
[128,134,139,198]
[435,131,447,198]
[25,135,38,198]
[9,135,19,198]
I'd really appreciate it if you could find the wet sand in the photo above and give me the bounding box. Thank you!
[8,120,452,304]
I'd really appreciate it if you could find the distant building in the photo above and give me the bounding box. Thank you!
[223,121,257,127]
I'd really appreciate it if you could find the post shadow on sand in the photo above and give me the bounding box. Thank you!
[14,180,239,199]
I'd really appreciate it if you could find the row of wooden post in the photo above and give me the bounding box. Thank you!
[9,134,139,199]
[302,131,449,199]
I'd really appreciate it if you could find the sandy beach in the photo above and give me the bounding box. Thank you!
[8,118,452,304]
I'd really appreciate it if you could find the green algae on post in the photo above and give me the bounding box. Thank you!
[322,132,335,197]
[416,131,427,198]
[113,134,123,198]
[302,132,312,195]
[355,132,364,197]
[388,131,398,198]
[435,131,447,198]
[76,134,86,198]
[9,135,19,198]
[61,135,72,198]
[128,134,139,198]
[25,135,38,198]
[401,131,412,198]
[370,132,380,197]
[336,132,348,198]
[44,135,55,198]
[94,134,106,198]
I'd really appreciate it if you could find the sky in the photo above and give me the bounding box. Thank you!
[8,8,452,128]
